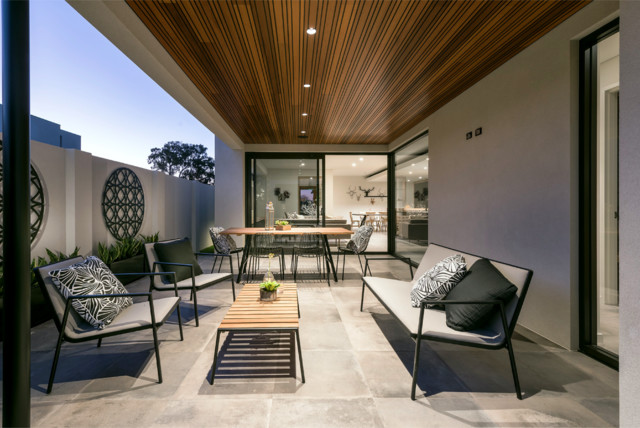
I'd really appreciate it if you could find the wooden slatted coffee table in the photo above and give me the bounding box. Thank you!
[209,283,304,384]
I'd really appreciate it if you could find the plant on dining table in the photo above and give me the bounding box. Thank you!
[275,220,289,226]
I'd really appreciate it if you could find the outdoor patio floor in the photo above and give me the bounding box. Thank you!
[3,255,619,427]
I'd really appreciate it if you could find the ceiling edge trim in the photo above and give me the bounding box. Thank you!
[244,144,390,153]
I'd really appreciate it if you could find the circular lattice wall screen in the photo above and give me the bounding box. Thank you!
[0,141,46,263]
[102,167,145,240]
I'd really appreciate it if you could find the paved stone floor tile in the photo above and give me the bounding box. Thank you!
[4,255,618,427]
[269,398,383,428]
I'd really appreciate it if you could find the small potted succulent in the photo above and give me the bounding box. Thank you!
[259,280,280,301]
[275,220,291,231]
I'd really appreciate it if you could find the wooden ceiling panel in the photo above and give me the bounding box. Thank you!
[126,0,589,145]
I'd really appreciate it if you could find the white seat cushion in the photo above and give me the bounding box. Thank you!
[364,276,505,346]
[66,296,180,340]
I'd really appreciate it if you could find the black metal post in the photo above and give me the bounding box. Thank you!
[2,0,32,426]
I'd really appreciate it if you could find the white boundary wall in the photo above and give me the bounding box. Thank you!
[29,140,215,258]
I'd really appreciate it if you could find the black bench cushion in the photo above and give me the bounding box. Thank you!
[444,258,518,331]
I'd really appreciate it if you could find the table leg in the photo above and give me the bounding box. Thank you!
[237,236,252,283]
[210,329,222,385]
[295,329,305,383]
[322,235,338,282]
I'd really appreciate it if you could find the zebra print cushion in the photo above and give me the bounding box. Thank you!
[346,225,373,253]
[209,227,231,254]
[410,254,467,308]
[49,256,133,329]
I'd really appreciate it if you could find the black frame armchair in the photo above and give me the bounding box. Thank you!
[34,257,184,394]
[145,239,236,327]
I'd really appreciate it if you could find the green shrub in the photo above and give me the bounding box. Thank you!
[97,232,160,267]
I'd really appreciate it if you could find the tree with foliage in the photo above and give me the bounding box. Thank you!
[147,141,215,185]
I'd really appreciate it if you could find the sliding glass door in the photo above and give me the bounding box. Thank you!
[247,154,322,227]
[580,20,619,368]
[393,132,429,262]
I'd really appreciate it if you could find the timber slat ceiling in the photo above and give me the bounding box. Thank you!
[126,0,589,145]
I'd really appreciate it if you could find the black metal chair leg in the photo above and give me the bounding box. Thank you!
[229,257,236,301]
[175,303,184,341]
[210,256,218,273]
[325,254,330,287]
[411,304,427,400]
[341,250,346,280]
[293,253,298,282]
[360,280,366,311]
[47,331,65,394]
[295,329,305,383]
[97,338,102,347]
[210,329,222,385]
[357,253,364,275]
[152,324,162,383]
[506,341,523,400]
[193,287,200,327]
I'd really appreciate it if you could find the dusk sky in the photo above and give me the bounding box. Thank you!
[0,0,214,170]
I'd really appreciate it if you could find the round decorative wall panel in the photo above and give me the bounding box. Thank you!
[102,167,145,240]
[0,141,47,263]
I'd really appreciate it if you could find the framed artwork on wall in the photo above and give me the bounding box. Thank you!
[299,186,317,215]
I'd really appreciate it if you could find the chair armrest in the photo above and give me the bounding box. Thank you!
[364,256,413,279]
[113,272,180,296]
[153,261,193,268]
[68,292,152,300]
[194,252,231,258]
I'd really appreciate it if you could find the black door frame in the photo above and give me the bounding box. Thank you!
[578,18,619,370]
[244,151,393,255]
[389,130,429,265]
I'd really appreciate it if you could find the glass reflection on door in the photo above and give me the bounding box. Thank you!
[595,33,619,355]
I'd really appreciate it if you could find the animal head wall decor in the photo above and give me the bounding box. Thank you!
[359,186,375,197]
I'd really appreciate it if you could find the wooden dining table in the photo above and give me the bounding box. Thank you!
[220,227,354,282]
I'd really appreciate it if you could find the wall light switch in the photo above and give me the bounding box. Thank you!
[475,127,482,136]
[466,132,473,140]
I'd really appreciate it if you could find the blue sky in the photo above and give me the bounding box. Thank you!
[0,0,214,170]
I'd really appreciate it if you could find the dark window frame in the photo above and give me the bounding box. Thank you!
[578,18,619,370]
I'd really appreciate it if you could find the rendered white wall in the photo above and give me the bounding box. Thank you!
[214,136,244,243]
[389,1,619,349]
[618,0,640,425]
[28,140,215,259]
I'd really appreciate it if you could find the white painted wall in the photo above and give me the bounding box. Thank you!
[618,0,640,425]
[388,1,619,349]
[214,136,245,243]
[28,140,215,260]
[329,175,387,222]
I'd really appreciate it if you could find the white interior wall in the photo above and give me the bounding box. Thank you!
[330,175,388,221]
[388,1,619,350]
[618,0,640,425]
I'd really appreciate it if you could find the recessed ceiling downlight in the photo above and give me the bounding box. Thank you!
[352,163,356,167]
[302,113,308,116]
[301,130,306,134]
[306,27,317,35]
[303,83,311,88]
